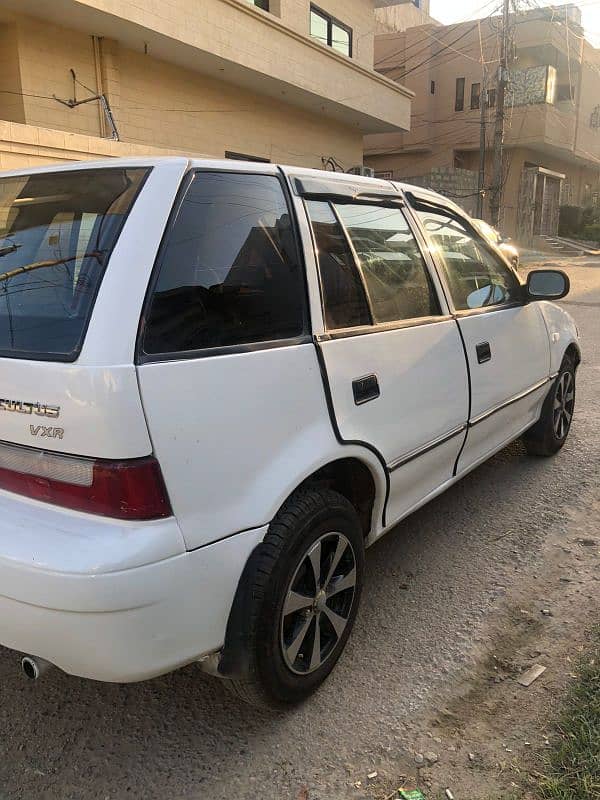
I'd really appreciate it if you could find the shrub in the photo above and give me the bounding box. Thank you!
[581,224,600,243]
[582,205,600,228]
[559,205,584,236]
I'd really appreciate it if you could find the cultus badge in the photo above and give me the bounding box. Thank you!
[0,400,60,418]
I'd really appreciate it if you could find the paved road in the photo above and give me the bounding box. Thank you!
[1,261,599,800]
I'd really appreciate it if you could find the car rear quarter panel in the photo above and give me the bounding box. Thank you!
[137,344,387,551]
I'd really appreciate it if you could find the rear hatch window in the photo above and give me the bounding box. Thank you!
[0,167,149,361]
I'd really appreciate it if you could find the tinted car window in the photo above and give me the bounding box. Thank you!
[143,172,305,354]
[413,206,521,311]
[335,204,441,323]
[306,200,370,330]
[0,168,148,360]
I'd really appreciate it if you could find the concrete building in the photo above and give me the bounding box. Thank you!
[375,0,436,33]
[365,4,600,241]
[0,0,414,171]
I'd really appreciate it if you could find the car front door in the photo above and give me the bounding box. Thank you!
[300,192,470,531]
[408,196,551,474]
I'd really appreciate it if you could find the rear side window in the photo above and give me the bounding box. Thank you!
[306,200,370,330]
[0,168,148,361]
[335,204,441,323]
[142,172,305,356]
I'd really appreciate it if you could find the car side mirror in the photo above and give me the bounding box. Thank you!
[526,269,570,301]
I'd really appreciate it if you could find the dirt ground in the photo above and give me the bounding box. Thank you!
[360,497,600,800]
[0,259,599,800]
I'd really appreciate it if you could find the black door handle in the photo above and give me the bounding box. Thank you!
[476,341,492,364]
[352,374,380,405]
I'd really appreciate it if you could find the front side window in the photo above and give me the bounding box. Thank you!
[0,167,148,361]
[310,6,352,57]
[412,204,521,311]
[335,204,441,324]
[142,172,305,355]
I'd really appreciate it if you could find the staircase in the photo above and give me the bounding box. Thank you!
[536,235,600,257]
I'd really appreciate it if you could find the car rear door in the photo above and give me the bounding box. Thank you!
[293,177,470,530]
[408,196,551,474]
[135,165,340,551]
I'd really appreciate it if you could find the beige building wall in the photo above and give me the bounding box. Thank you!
[4,12,362,168]
[375,0,435,33]
[0,1,413,173]
[0,24,25,125]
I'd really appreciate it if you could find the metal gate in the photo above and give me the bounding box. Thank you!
[539,175,562,235]
[518,165,565,242]
[518,166,538,244]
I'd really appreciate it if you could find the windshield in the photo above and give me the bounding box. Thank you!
[0,167,149,360]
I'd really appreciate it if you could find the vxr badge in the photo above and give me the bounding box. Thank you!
[30,425,64,440]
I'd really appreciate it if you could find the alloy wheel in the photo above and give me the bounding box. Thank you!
[553,371,575,440]
[280,532,357,675]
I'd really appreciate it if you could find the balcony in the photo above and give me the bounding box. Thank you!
[507,103,577,156]
[2,0,412,134]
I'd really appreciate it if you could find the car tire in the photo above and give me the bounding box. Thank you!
[523,355,576,457]
[225,487,364,709]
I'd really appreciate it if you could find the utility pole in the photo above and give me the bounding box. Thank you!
[490,0,511,227]
[477,74,487,219]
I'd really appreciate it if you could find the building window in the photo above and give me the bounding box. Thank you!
[310,6,352,57]
[374,171,393,180]
[430,80,436,94]
[487,88,496,108]
[455,78,465,112]
[470,82,481,110]
[249,0,269,10]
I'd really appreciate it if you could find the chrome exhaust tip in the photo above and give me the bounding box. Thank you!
[21,655,53,680]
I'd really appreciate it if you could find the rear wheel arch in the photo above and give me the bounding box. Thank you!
[222,486,365,707]
[293,457,378,539]
[215,457,379,685]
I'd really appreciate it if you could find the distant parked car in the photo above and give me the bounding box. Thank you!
[472,218,520,269]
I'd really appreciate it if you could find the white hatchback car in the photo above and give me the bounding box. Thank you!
[0,158,579,708]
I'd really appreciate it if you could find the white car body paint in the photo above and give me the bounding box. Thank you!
[138,344,387,550]
[0,158,580,683]
[536,300,580,374]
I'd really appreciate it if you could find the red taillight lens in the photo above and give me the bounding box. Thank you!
[0,442,172,520]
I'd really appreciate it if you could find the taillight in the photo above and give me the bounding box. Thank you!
[0,441,172,520]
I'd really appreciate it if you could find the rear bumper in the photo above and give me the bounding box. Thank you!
[0,490,266,681]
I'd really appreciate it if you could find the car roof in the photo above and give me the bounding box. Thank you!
[0,155,464,215]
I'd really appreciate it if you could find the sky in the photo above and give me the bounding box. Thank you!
[429,0,600,47]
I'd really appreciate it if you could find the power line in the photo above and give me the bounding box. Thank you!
[375,0,503,69]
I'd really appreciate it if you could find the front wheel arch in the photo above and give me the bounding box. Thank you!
[564,341,581,370]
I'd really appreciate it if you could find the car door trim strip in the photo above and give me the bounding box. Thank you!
[470,376,553,427]
[387,424,468,472]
